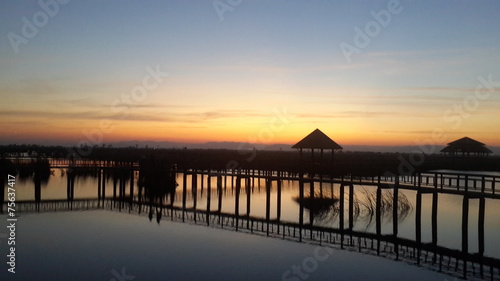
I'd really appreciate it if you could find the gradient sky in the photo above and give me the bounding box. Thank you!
[1,0,500,147]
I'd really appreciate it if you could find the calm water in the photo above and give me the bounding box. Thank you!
[6,169,500,260]
[0,210,454,281]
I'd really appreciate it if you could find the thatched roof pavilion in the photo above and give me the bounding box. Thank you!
[292,128,343,150]
[292,129,342,168]
[440,137,492,156]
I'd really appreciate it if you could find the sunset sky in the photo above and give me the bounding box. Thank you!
[1,0,500,147]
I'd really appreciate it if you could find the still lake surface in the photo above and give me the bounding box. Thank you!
[2,169,500,280]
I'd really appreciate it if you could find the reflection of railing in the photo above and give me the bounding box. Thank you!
[5,198,500,281]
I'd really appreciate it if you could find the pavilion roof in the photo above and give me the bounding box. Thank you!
[292,129,343,150]
[440,137,492,153]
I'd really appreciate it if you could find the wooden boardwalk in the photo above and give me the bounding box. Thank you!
[5,157,500,198]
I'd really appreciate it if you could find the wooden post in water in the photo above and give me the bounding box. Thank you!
[200,172,204,194]
[182,172,187,222]
[492,177,496,194]
[235,176,240,231]
[299,174,304,242]
[479,197,485,278]
[119,170,125,210]
[349,184,354,232]
[231,171,235,192]
[113,173,117,203]
[246,177,251,229]
[34,171,41,212]
[376,186,382,255]
[129,169,134,208]
[206,175,211,226]
[393,180,399,260]
[277,172,282,223]
[193,173,198,223]
[432,191,439,258]
[71,172,75,201]
[462,196,469,279]
[217,175,223,225]
[416,191,422,265]
[97,168,102,201]
[339,183,345,249]
[266,178,271,236]
[102,168,106,203]
[66,169,72,208]
[309,179,314,230]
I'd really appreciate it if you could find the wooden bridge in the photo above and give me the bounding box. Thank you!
[4,157,500,197]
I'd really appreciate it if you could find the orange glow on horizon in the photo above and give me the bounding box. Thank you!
[2,116,499,147]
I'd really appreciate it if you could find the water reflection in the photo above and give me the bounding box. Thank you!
[138,155,177,205]
[138,155,177,224]
[294,187,413,231]
[294,192,339,220]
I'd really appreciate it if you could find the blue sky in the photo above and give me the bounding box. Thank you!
[1,0,499,146]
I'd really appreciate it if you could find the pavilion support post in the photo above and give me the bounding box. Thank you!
[320,148,324,170]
